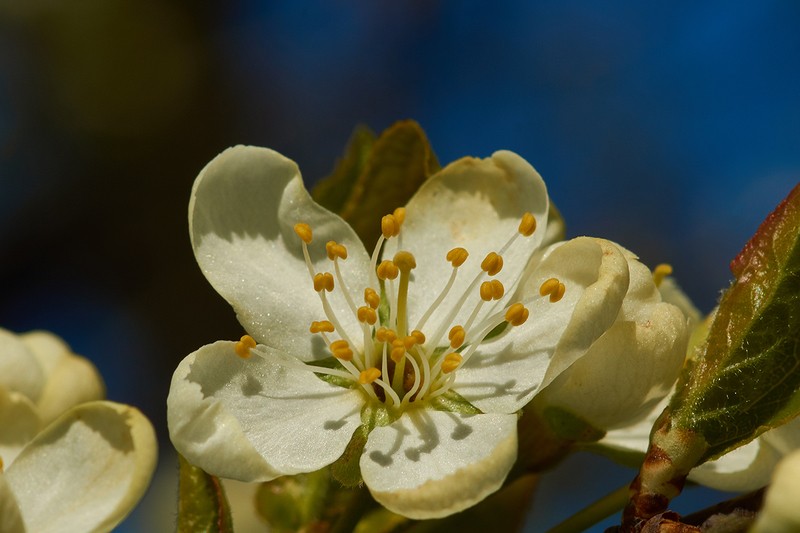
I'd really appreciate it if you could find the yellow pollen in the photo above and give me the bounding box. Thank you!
[446,247,469,267]
[359,367,382,384]
[505,302,529,326]
[376,327,397,343]
[330,339,353,361]
[394,207,407,225]
[364,288,381,309]
[518,212,537,236]
[357,306,378,325]
[313,272,335,292]
[325,241,348,261]
[653,263,673,287]
[402,335,418,349]
[377,260,399,280]
[549,282,566,303]
[390,339,406,362]
[393,251,417,272]
[293,223,313,244]
[234,335,256,359]
[309,320,335,333]
[0,456,3,472]
[441,353,463,374]
[480,279,505,301]
[410,329,426,345]
[481,252,504,276]
[539,277,566,303]
[381,214,402,238]
[448,325,466,349]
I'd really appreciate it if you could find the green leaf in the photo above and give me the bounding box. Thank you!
[670,183,800,461]
[313,119,440,248]
[177,454,233,533]
[255,469,331,533]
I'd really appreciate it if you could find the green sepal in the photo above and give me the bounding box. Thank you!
[254,468,331,533]
[428,389,483,415]
[309,356,354,389]
[541,405,606,443]
[669,183,800,462]
[176,454,234,533]
[330,402,397,487]
[312,124,376,214]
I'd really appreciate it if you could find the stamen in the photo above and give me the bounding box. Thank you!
[359,367,381,384]
[410,329,426,345]
[234,335,256,359]
[293,223,313,244]
[364,288,380,309]
[325,241,348,260]
[401,355,422,405]
[518,212,537,236]
[390,339,406,363]
[441,353,463,374]
[393,251,417,272]
[481,252,504,276]
[653,263,673,287]
[381,214,402,238]
[539,277,566,303]
[313,272,334,292]
[357,306,378,325]
[505,303,529,326]
[414,248,466,332]
[309,320,335,333]
[376,327,397,343]
[448,325,466,349]
[393,207,406,225]
[393,251,416,338]
[376,260,399,280]
[480,279,505,301]
[330,340,354,361]
[446,247,469,267]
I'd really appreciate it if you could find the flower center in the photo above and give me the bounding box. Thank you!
[280,209,565,412]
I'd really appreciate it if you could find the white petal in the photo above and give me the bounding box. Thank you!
[19,331,70,377]
[360,410,517,519]
[0,389,42,466]
[0,329,44,402]
[167,341,363,482]
[0,474,25,533]
[190,146,371,360]
[4,401,157,533]
[454,237,630,413]
[752,449,800,533]
[384,151,549,333]
[689,438,780,492]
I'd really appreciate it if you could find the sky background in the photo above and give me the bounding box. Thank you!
[1,1,799,531]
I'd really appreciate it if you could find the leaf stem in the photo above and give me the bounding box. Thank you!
[546,483,630,533]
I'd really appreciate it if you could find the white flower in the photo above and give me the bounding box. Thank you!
[0,401,157,533]
[168,146,647,518]
[0,328,105,464]
[751,448,800,533]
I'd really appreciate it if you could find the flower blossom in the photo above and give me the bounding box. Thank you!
[167,146,681,518]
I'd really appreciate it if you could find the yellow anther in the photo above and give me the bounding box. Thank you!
[653,263,673,288]
[325,241,348,261]
[448,325,466,349]
[330,340,353,361]
[518,212,537,236]
[441,353,463,374]
[364,288,380,309]
[313,272,335,292]
[446,247,469,267]
[293,223,313,244]
[390,339,406,362]
[234,334,256,359]
[402,335,418,349]
[539,277,566,303]
[505,302,529,326]
[481,252,504,276]
[309,320,335,334]
[393,251,417,272]
[0,456,3,472]
[357,306,378,325]
[480,279,505,301]
[359,367,382,385]
[393,207,406,225]
[381,214,401,238]
[410,329,426,345]
[376,327,397,343]
[376,260,399,280]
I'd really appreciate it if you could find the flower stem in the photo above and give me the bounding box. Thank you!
[546,483,630,533]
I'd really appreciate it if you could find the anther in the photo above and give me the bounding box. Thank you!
[359,367,382,385]
[652,263,673,288]
[446,247,469,267]
[505,303,529,326]
[293,223,313,244]
[393,251,417,272]
[330,340,353,361]
[410,329,426,345]
[518,212,537,236]
[234,334,256,359]
[539,277,566,303]
[364,288,381,309]
[377,260,399,280]
[309,320,335,333]
[381,214,401,238]
[325,241,348,261]
[357,306,378,325]
[393,207,406,226]
[402,335,418,350]
[313,272,335,292]
[390,339,406,362]
[441,353,463,374]
[480,279,505,301]
[550,282,566,303]
[481,252,504,276]
[448,325,466,349]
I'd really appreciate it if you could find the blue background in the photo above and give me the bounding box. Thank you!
[1,1,798,531]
